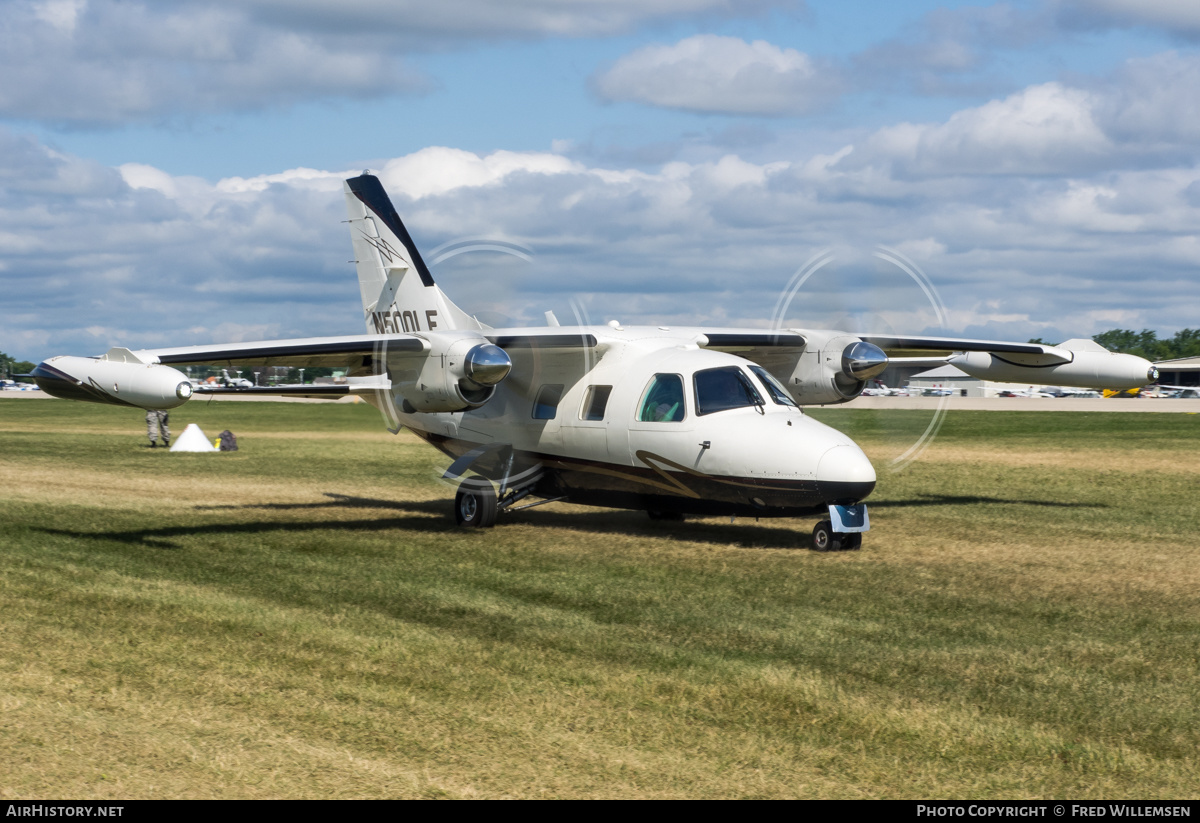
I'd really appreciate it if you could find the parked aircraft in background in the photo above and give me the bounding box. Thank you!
[861,380,909,397]
[220,369,254,388]
[30,174,1160,550]
[1142,384,1200,398]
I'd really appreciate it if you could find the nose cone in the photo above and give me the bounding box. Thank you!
[817,444,877,504]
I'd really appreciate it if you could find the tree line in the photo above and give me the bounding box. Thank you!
[0,352,36,382]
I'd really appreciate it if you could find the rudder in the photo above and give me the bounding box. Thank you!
[344,173,482,334]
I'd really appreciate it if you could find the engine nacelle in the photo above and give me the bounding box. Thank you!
[32,355,193,409]
[951,349,1157,390]
[777,331,889,405]
[386,334,511,413]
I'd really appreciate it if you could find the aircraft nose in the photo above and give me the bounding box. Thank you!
[816,444,877,504]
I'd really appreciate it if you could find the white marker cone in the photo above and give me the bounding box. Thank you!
[170,423,218,452]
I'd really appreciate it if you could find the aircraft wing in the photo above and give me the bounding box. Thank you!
[135,330,600,370]
[695,329,1154,395]
[697,329,1070,361]
[698,331,807,350]
[135,333,428,369]
[857,334,1071,362]
[193,383,367,399]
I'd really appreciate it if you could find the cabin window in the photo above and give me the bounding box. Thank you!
[693,367,763,416]
[532,384,564,419]
[637,374,686,422]
[581,385,613,421]
[749,365,797,407]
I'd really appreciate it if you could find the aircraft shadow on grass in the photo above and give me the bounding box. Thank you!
[869,494,1108,509]
[37,493,1105,551]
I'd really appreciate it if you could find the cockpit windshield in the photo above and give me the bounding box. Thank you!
[693,366,764,416]
[749,365,797,407]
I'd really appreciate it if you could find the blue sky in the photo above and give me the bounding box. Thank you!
[3,0,1200,360]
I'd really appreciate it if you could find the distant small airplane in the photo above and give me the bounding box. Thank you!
[860,380,908,397]
[1141,384,1200,399]
[997,387,1055,398]
[1041,386,1102,398]
[220,369,254,389]
[30,174,1161,550]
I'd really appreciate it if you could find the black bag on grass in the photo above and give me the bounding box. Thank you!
[218,430,238,451]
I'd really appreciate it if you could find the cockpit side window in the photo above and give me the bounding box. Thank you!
[749,365,797,407]
[693,367,764,416]
[637,374,686,422]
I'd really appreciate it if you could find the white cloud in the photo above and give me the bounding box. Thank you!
[1092,52,1200,147]
[0,1,427,125]
[860,83,1112,175]
[1059,0,1200,35]
[0,0,804,125]
[223,0,801,39]
[3,113,1200,362]
[593,35,841,116]
[33,0,86,32]
[378,148,583,200]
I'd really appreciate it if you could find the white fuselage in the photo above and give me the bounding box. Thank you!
[373,326,877,517]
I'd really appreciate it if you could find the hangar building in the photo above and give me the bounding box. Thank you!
[1155,356,1200,387]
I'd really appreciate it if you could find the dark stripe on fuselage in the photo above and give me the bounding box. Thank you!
[407,427,874,518]
[346,174,437,288]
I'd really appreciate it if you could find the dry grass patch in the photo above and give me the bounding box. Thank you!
[2,401,1198,798]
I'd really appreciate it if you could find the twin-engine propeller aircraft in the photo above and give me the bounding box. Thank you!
[32,174,1159,549]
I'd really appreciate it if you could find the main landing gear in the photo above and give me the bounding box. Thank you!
[454,478,498,528]
[811,520,862,552]
[453,473,564,528]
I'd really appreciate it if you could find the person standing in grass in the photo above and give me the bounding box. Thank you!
[146,409,170,448]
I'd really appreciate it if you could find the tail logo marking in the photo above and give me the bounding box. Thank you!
[359,229,404,265]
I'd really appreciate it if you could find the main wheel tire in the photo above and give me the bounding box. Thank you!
[843,532,862,551]
[455,478,498,528]
[812,520,844,552]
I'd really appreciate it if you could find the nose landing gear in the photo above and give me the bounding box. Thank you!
[812,520,862,551]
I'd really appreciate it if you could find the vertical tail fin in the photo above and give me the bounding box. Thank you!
[344,173,483,334]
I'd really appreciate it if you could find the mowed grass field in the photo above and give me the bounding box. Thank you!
[1,398,1197,799]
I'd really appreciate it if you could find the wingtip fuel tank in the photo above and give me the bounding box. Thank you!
[32,356,193,409]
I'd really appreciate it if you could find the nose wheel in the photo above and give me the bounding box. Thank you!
[812,520,861,551]
[455,478,498,528]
